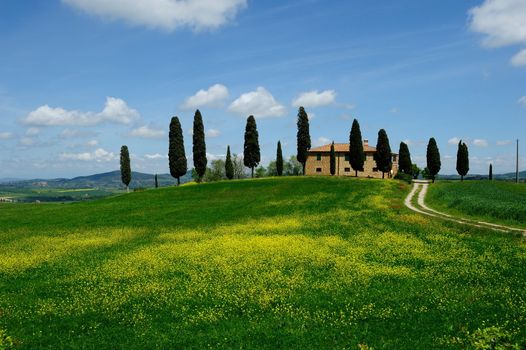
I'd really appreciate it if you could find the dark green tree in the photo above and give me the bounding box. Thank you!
[276,141,283,176]
[120,145,131,192]
[411,164,421,179]
[330,141,336,176]
[374,129,393,179]
[456,140,469,181]
[225,145,234,180]
[243,115,260,178]
[192,110,207,182]
[349,119,365,177]
[168,116,187,185]
[489,164,493,181]
[426,137,441,183]
[154,174,159,188]
[398,142,412,175]
[296,107,311,175]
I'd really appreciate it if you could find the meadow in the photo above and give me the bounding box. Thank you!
[427,180,526,229]
[0,177,525,349]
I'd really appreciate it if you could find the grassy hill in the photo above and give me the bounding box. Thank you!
[1,177,525,349]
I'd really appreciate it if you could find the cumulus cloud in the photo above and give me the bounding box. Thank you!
[86,140,99,147]
[313,136,331,147]
[59,128,98,139]
[292,90,336,108]
[448,137,461,145]
[62,0,247,31]
[473,139,489,147]
[0,132,13,140]
[59,148,117,162]
[497,140,512,146]
[228,87,286,118]
[23,97,139,126]
[206,128,221,138]
[518,95,526,106]
[145,153,167,160]
[182,84,229,109]
[129,125,165,138]
[26,127,40,136]
[469,0,526,65]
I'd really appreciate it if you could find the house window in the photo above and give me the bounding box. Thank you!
[344,154,350,161]
[392,155,398,162]
[316,167,322,173]
[344,167,351,172]
[316,153,322,161]
[373,167,379,172]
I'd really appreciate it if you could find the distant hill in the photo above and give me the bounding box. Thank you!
[440,170,526,181]
[0,170,192,190]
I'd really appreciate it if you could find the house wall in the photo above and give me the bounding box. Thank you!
[305,152,399,178]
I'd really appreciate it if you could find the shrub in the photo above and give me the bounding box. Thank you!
[468,325,523,350]
[0,329,14,350]
[394,172,412,184]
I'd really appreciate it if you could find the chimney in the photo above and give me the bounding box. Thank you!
[364,139,368,146]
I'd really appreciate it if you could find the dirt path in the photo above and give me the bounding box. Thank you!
[404,182,526,236]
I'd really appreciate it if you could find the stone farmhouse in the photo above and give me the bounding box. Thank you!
[305,140,399,178]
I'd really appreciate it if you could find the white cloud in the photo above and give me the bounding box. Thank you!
[23,97,139,126]
[206,128,221,138]
[518,95,526,106]
[497,140,512,146]
[313,136,331,147]
[145,153,167,160]
[206,152,224,161]
[86,139,99,147]
[448,137,461,145]
[129,125,165,138]
[469,0,526,65]
[59,128,98,139]
[0,132,13,140]
[19,137,36,147]
[26,127,40,136]
[228,87,286,118]
[292,90,336,108]
[63,0,247,31]
[511,49,526,66]
[59,148,117,162]
[473,139,489,147]
[182,84,229,109]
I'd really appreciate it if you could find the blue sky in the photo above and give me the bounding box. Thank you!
[0,0,525,178]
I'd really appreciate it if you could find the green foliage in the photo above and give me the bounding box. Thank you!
[349,118,365,176]
[411,164,421,179]
[225,146,234,180]
[456,140,469,181]
[296,107,311,174]
[232,153,246,179]
[468,325,523,350]
[1,178,525,348]
[0,329,14,350]
[398,142,412,175]
[276,141,283,176]
[203,160,226,182]
[255,166,267,178]
[426,137,441,182]
[489,164,493,181]
[394,172,412,184]
[329,142,336,176]
[373,129,392,178]
[427,181,526,227]
[154,174,159,189]
[243,115,260,178]
[168,116,187,185]
[192,110,207,182]
[422,167,432,180]
[119,145,131,190]
[284,156,302,176]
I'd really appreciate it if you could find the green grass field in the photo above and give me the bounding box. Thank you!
[1,177,525,349]
[427,181,526,229]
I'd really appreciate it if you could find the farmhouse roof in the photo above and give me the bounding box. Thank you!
[309,142,378,153]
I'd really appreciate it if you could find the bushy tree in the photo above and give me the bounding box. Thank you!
[398,142,412,175]
[192,110,207,182]
[276,141,283,176]
[120,145,131,192]
[349,119,365,177]
[374,129,392,179]
[154,174,159,188]
[456,140,469,181]
[411,164,421,179]
[296,107,311,175]
[168,116,187,185]
[243,115,260,178]
[426,137,441,183]
[489,164,493,181]
[284,156,302,176]
[204,159,226,182]
[225,145,234,180]
[255,166,267,178]
[232,154,246,179]
[330,141,336,176]
[267,161,278,176]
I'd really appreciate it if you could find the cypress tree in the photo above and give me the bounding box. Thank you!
[276,141,283,176]
[120,145,131,193]
[225,145,234,180]
[374,129,392,179]
[330,141,336,176]
[296,107,311,175]
[426,137,441,183]
[154,174,159,188]
[489,164,493,181]
[168,116,187,185]
[192,110,207,182]
[243,115,260,178]
[349,119,365,177]
[398,142,412,175]
[456,140,469,181]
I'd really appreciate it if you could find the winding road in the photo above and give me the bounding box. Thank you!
[404,181,526,236]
